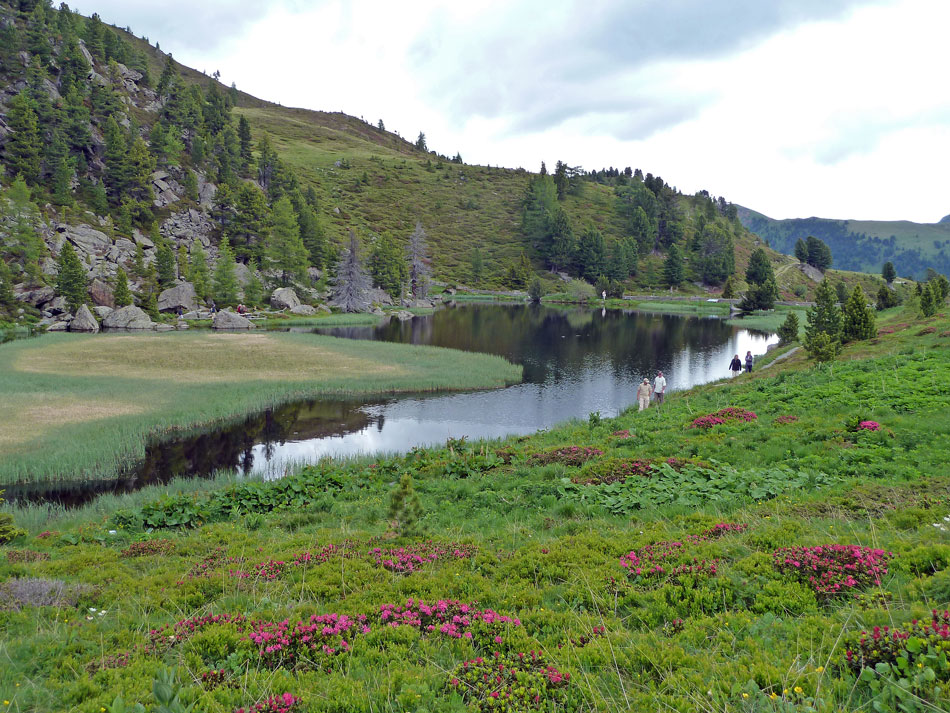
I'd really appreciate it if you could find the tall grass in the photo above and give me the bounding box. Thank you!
[0,332,521,486]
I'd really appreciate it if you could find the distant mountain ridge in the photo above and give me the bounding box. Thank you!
[737,206,950,279]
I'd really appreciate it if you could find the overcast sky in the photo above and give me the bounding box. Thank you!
[82,0,949,222]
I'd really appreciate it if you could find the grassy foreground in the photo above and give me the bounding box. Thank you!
[0,331,522,485]
[1,307,950,712]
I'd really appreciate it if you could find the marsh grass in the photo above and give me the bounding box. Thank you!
[0,332,521,485]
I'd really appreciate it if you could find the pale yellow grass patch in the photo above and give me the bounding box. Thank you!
[0,397,145,448]
[14,332,402,383]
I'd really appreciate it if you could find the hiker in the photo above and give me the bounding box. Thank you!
[653,370,667,408]
[744,350,754,373]
[637,378,652,411]
[729,354,742,377]
[210,301,217,315]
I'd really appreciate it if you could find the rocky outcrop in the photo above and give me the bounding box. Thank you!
[798,263,824,283]
[157,282,197,313]
[271,287,300,310]
[68,304,99,333]
[45,296,68,316]
[289,304,316,316]
[57,224,111,257]
[151,170,181,208]
[88,278,114,307]
[92,306,113,319]
[102,305,154,330]
[393,310,415,321]
[368,287,395,306]
[161,209,214,249]
[17,286,55,308]
[212,310,255,330]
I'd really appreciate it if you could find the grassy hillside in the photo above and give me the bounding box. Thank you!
[2,304,950,712]
[738,206,950,280]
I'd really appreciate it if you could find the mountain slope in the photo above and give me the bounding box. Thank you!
[737,206,950,279]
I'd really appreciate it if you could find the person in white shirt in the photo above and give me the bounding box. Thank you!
[652,371,667,409]
[636,379,652,411]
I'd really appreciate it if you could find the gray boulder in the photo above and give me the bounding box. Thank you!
[157,282,197,313]
[102,305,154,330]
[47,321,69,331]
[60,224,111,256]
[68,304,99,333]
[368,287,395,306]
[798,263,824,283]
[88,278,114,307]
[289,304,316,316]
[92,306,113,319]
[271,287,300,310]
[18,286,56,308]
[46,296,69,316]
[212,310,256,330]
[394,310,415,321]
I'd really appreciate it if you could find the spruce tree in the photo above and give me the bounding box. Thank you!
[51,156,75,207]
[55,242,88,313]
[103,117,129,200]
[330,230,371,312]
[406,222,431,299]
[237,115,253,172]
[777,311,800,345]
[663,243,684,286]
[794,238,808,263]
[920,282,936,317]
[876,283,897,310]
[804,280,841,355]
[841,286,876,342]
[0,259,16,310]
[267,196,308,285]
[182,170,199,202]
[113,267,133,307]
[212,237,239,306]
[721,275,737,299]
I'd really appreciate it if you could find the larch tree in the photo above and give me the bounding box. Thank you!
[113,267,134,307]
[267,196,308,285]
[212,237,239,306]
[663,243,684,287]
[330,230,372,312]
[55,241,88,313]
[841,285,876,342]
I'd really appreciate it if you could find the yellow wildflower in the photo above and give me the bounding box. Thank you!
[794,686,803,694]
[815,666,824,673]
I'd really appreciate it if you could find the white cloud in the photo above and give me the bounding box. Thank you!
[90,0,950,222]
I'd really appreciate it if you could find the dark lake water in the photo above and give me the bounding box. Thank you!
[11,304,776,505]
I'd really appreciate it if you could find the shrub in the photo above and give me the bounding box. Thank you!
[574,457,709,485]
[689,407,757,429]
[248,613,369,670]
[6,549,51,563]
[368,542,477,573]
[379,599,521,648]
[529,446,603,467]
[774,414,798,425]
[387,473,424,538]
[619,541,719,586]
[772,545,892,598]
[235,693,302,713]
[448,651,572,712]
[0,512,26,544]
[0,577,93,610]
[120,539,175,557]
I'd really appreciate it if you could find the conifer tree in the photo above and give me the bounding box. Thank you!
[51,156,75,207]
[212,237,239,306]
[841,285,876,342]
[188,243,211,302]
[663,243,684,287]
[369,233,408,300]
[103,117,129,200]
[330,230,371,312]
[876,283,897,310]
[295,202,325,269]
[406,222,431,299]
[267,196,308,285]
[470,248,484,284]
[794,238,808,263]
[55,242,88,313]
[6,94,42,183]
[0,258,15,311]
[155,237,177,288]
[113,267,133,307]
[882,261,896,284]
[387,473,424,538]
[777,311,800,345]
[243,271,263,306]
[805,280,841,356]
[920,282,936,317]
[745,248,774,285]
[721,275,737,299]
[131,242,148,280]
[182,170,199,202]
[237,115,253,171]
[176,245,188,280]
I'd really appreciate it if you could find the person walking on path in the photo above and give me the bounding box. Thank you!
[637,378,652,411]
[729,354,742,377]
[652,371,667,410]
[744,351,754,373]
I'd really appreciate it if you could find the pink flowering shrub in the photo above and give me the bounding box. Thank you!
[689,407,757,429]
[449,650,572,712]
[611,429,633,439]
[844,611,950,674]
[182,547,240,581]
[235,693,302,713]
[227,543,358,581]
[858,420,881,431]
[574,457,709,485]
[528,446,603,467]
[774,414,799,425]
[619,541,718,586]
[247,613,370,669]
[6,549,51,563]
[557,626,605,649]
[231,558,286,581]
[379,599,520,648]
[149,613,250,650]
[695,522,749,540]
[772,545,892,598]
[121,539,175,558]
[368,542,478,573]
